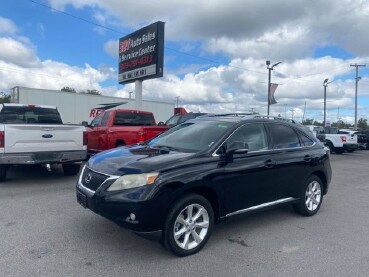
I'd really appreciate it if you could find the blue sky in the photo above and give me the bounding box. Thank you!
[1,0,369,124]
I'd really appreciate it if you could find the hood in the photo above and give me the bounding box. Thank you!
[87,145,195,176]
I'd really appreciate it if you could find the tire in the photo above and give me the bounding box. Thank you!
[293,175,323,216]
[62,163,81,176]
[346,149,355,153]
[0,165,7,182]
[326,142,334,154]
[335,148,344,154]
[116,140,125,147]
[162,194,214,257]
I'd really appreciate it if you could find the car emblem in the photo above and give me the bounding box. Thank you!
[85,173,92,184]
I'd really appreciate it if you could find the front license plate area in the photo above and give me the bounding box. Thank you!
[77,190,87,208]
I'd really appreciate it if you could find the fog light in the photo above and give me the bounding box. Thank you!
[130,213,136,221]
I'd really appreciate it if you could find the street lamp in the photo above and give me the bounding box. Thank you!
[266,60,282,115]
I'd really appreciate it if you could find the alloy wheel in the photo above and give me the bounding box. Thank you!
[305,180,322,211]
[173,204,210,250]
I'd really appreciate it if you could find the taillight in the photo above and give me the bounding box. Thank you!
[137,131,146,143]
[83,131,88,145]
[340,136,346,142]
[0,131,4,148]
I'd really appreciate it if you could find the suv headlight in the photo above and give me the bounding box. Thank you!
[107,172,159,191]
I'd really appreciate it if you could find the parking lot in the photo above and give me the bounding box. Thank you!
[1,152,369,277]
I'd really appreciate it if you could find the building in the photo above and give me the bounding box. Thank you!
[11,87,174,124]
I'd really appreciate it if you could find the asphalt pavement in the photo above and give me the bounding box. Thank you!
[1,152,369,277]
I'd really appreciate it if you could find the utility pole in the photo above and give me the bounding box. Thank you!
[350,64,366,129]
[175,96,180,108]
[302,101,306,122]
[323,78,333,127]
[266,60,281,115]
[290,109,295,120]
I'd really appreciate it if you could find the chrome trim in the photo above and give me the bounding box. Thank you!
[226,197,295,218]
[77,165,120,196]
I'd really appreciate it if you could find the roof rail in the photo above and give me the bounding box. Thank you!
[253,115,296,123]
[202,113,256,118]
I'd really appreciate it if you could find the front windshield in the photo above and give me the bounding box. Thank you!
[147,121,234,153]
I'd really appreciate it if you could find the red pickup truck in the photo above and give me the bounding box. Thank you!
[87,109,170,155]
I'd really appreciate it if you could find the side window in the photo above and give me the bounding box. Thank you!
[100,111,111,127]
[227,123,268,152]
[179,114,196,123]
[90,113,104,127]
[268,124,301,149]
[300,133,314,147]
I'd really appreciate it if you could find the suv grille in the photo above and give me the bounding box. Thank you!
[81,167,110,192]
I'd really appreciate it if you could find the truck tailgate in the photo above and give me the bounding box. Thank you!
[4,125,85,153]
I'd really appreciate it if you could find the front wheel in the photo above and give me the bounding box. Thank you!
[162,194,214,257]
[293,175,323,216]
[62,163,81,176]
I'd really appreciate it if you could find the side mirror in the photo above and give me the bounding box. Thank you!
[158,121,165,126]
[227,141,249,155]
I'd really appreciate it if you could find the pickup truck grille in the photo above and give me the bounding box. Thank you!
[81,167,110,192]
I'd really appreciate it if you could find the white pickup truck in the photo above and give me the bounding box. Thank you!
[0,103,87,181]
[305,125,358,154]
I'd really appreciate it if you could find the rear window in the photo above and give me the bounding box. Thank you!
[0,106,62,124]
[113,112,155,126]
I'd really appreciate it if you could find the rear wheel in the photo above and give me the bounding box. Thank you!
[326,142,334,153]
[62,163,81,176]
[162,194,214,257]
[0,165,7,182]
[293,175,323,216]
[335,148,344,154]
[116,140,125,147]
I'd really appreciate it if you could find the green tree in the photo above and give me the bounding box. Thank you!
[0,93,11,103]
[302,118,314,125]
[61,86,76,93]
[83,89,101,95]
[357,118,368,130]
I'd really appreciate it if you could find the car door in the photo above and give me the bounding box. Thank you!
[265,123,315,200]
[221,123,278,216]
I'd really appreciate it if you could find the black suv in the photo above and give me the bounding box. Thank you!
[76,115,332,256]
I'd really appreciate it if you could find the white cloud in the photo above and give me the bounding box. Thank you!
[0,37,40,67]
[103,39,118,57]
[0,16,18,34]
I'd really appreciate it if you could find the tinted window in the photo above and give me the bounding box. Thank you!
[148,121,234,152]
[227,123,268,152]
[300,134,314,146]
[101,111,111,127]
[90,112,104,127]
[165,115,180,126]
[113,112,155,126]
[0,106,62,124]
[268,124,301,149]
[179,114,197,123]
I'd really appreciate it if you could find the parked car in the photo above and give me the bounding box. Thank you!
[86,109,170,155]
[339,129,368,150]
[76,115,332,256]
[0,103,87,181]
[164,112,207,127]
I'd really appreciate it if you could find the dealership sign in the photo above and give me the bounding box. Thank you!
[118,21,164,84]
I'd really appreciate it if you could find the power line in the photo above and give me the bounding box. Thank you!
[29,0,264,75]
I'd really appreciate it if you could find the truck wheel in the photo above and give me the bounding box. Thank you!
[116,140,125,147]
[62,163,81,176]
[162,194,214,257]
[335,148,344,154]
[0,165,7,182]
[293,175,323,216]
[326,142,334,153]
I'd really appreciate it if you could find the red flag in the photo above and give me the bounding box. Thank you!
[269,83,278,105]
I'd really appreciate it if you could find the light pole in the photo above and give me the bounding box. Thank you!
[266,60,282,115]
[290,109,295,120]
[323,78,333,127]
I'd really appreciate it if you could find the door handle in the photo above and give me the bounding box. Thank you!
[304,155,311,162]
[264,159,275,168]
